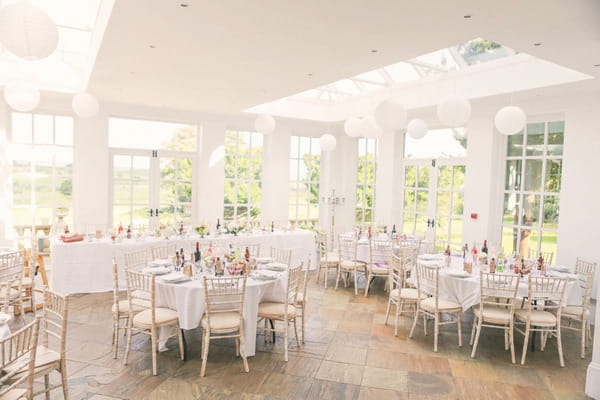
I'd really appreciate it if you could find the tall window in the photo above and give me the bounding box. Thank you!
[289,136,320,227]
[10,112,74,233]
[356,138,377,225]
[224,130,263,222]
[502,121,564,257]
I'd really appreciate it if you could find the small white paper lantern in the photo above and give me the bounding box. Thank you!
[254,114,276,135]
[320,134,336,152]
[0,1,59,60]
[495,106,526,135]
[362,116,383,139]
[72,93,99,118]
[344,117,362,137]
[4,83,40,112]
[437,95,471,127]
[407,119,428,139]
[374,98,407,131]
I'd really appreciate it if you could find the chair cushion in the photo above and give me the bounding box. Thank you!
[340,260,366,269]
[0,388,27,400]
[320,254,340,264]
[514,309,557,326]
[390,288,425,301]
[112,300,147,314]
[420,297,462,312]
[258,302,296,318]
[2,345,60,378]
[562,305,588,318]
[0,286,20,299]
[202,311,241,331]
[473,305,513,324]
[296,292,305,305]
[10,277,32,288]
[133,307,179,328]
[405,277,416,288]
[369,263,389,275]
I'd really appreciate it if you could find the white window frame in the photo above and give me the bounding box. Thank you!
[289,135,321,227]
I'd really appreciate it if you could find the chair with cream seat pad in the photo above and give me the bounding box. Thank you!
[385,255,425,336]
[514,275,567,367]
[335,233,367,295]
[0,250,31,315]
[409,263,463,352]
[561,258,596,358]
[151,244,177,262]
[364,238,393,297]
[123,269,184,375]
[200,275,249,377]
[469,272,520,363]
[527,249,554,266]
[124,249,149,270]
[270,247,292,268]
[257,263,303,362]
[316,232,339,288]
[0,317,41,400]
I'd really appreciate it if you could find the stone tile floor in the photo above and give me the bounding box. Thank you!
[9,275,592,399]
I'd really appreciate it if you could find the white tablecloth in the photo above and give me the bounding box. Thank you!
[416,256,583,311]
[50,230,315,295]
[156,272,287,357]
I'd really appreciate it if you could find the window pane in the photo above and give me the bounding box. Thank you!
[177,182,192,202]
[417,167,429,188]
[237,182,249,204]
[545,159,562,192]
[520,229,539,257]
[525,122,545,156]
[502,226,517,255]
[109,118,197,151]
[160,181,175,203]
[34,177,53,206]
[453,166,465,190]
[404,166,416,187]
[13,176,32,205]
[11,112,32,143]
[114,181,131,203]
[522,194,540,226]
[404,190,415,211]
[55,147,73,176]
[450,218,463,245]
[543,195,559,229]
[405,128,466,159]
[55,178,72,205]
[452,192,464,216]
[547,121,564,156]
[365,185,375,207]
[503,193,520,226]
[415,214,428,235]
[33,114,53,144]
[416,190,428,212]
[250,182,262,204]
[224,181,235,204]
[224,206,234,220]
[290,136,299,158]
[55,116,74,146]
[505,160,522,191]
[541,231,558,258]
[113,156,131,179]
[403,213,415,234]
[436,217,449,242]
[436,191,450,215]
[132,157,150,180]
[438,166,452,190]
[507,132,523,157]
[523,160,542,192]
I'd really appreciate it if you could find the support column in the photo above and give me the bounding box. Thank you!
[195,121,225,225]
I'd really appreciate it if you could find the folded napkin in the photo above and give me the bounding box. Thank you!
[150,259,171,267]
[252,270,280,280]
[263,262,287,271]
[158,273,191,283]
[256,257,274,264]
[142,266,170,275]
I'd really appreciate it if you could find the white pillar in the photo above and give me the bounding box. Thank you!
[0,102,11,246]
[261,127,289,227]
[195,121,225,225]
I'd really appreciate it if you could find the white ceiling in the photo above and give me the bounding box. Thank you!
[87,0,600,115]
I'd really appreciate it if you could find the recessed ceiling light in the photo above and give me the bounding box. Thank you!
[307,73,313,77]
[594,64,600,67]
[180,3,189,7]
[463,14,472,19]
[149,45,155,49]
[371,49,378,53]
[533,42,543,46]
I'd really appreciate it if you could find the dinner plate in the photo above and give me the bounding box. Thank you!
[143,266,170,275]
[446,270,470,278]
[159,274,191,284]
[256,257,274,264]
[551,265,571,273]
[150,259,171,267]
[252,270,280,280]
[419,254,442,261]
[263,262,287,271]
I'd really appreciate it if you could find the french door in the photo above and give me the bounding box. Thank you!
[401,159,466,251]
[110,149,194,229]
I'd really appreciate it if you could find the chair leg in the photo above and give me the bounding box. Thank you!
[433,313,439,352]
[457,311,462,347]
[354,269,358,295]
[423,316,428,336]
[44,374,50,400]
[239,328,249,373]
[394,302,402,337]
[235,337,240,357]
[123,315,133,366]
[384,299,392,325]
[293,317,300,346]
[178,327,185,361]
[151,327,158,375]
[335,267,341,290]
[504,329,509,351]
[60,358,70,400]
[521,324,530,365]
[301,307,306,344]
[409,309,419,339]
[469,316,477,346]
[200,329,210,377]
[124,316,129,336]
[509,322,516,364]
[557,325,565,367]
[364,271,370,297]
[470,320,482,358]
[264,318,268,343]
[581,320,586,358]
[284,319,289,362]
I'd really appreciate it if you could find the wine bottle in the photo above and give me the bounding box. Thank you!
[179,223,184,235]
[216,219,221,231]
[245,246,250,261]
[64,224,70,234]
[391,224,397,240]
[367,226,372,239]
[175,251,180,270]
[481,240,488,255]
[126,225,132,239]
[118,222,123,235]
[271,221,274,233]
[194,242,201,262]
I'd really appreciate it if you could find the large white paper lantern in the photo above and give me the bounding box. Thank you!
[72,93,99,118]
[4,83,40,112]
[407,119,428,139]
[374,98,407,131]
[0,1,59,60]
[320,134,336,152]
[495,106,526,135]
[254,114,276,135]
[344,117,362,137]
[362,116,383,139]
[437,95,471,127]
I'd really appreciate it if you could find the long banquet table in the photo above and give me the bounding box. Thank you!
[50,229,316,295]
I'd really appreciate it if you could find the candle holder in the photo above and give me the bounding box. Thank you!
[321,189,345,248]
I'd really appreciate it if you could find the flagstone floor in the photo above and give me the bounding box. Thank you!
[10,274,591,399]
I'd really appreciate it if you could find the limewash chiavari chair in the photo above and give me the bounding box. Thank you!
[295,260,311,343]
[399,245,419,288]
[124,249,149,270]
[316,231,339,288]
[200,275,249,377]
[470,272,520,363]
[514,276,567,367]
[409,263,463,352]
[561,258,597,358]
[336,233,367,295]
[123,270,184,375]
[234,242,261,258]
[0,317,41,400]
[0,250,28,315]
[151,244,177,261]
[364,238,393,297]
[527,249,554,265]
[385,255,425,336]
[257,262,303,362]
[270,248,292,267]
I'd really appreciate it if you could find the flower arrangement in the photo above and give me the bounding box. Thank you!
[195,224,208,237]
[226,220,245,236]
[204,255,216,267]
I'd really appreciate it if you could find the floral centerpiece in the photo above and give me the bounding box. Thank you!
[226,220,245,236]
[195,224,208,238]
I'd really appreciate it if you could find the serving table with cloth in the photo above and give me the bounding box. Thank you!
[50,229,315,295]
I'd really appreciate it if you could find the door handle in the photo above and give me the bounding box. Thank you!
[149,209,154,217]
[155,208,159,215]
[427,218,435,228]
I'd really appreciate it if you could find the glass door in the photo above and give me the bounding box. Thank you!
[434,161,466,251]
[157,153,193,226]
[402,160,432,240]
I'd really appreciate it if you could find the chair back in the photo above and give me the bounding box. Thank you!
[203,275,247,331]
[42,286,69,355]
[125,249,149,269]
[0,250,25,286]
[338,233,358,262]
[0,316,41,397]
[478,272,520,314]
[369,239,393,266]
[316,231,328,259]
[299,259,311,301]
[390,255,405,291]
[528,249,554,265]
[575,258,597,309]
[414,263,439,302]
[270,248,292,266]
[151,244,177,261]
[421,241,435,255]
[112,259,121,310]
[285,263,303,311]
[524,276,567,317]
[236,243,261,258]
[125,269,155,320]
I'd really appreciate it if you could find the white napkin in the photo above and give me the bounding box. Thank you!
[143,266,170,275]
[263,262,287,271]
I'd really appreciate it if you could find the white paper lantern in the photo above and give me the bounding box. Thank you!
[254,114,276,135]
[320,134,336,152]
[72,93,99,118]
[344,117,362,137]
[0,1,59,60]
[362,116,383,139]
[4,83,40,112]
[495,106,526,135]
[374,98,407,131]
[407,119,428,139]
[437,95,471,127]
